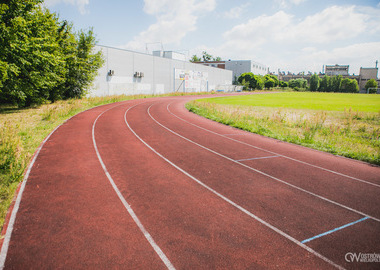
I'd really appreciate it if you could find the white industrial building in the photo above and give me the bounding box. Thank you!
[89,45,233,97]
[195,60,268,81]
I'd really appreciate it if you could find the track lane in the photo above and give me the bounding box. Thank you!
[94,101,337,269]
[148,100,380,221]
[1,100,170,269]
[123,101,342,269]
[2,94,379,270]
[126,100,365,268]
[168,100,380,185]
[162,100,380,219]
[139,98,379,269]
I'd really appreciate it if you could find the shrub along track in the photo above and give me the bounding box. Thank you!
[0,94,379,269]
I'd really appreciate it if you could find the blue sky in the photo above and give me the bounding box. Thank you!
[45,0,380,75]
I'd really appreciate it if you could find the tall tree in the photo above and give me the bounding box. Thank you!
[341,78,359,93]
[332,75,343,92]
[365,79,378,93]
[309,74,320,92]
[0,0,103,106]
[61,28,103,99]
[319,75,330,92]
[0,1,65,106]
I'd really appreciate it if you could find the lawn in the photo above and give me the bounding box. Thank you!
[186,92,380,165]
[202,92,380,112]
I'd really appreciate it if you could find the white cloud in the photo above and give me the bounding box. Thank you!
[292,42,380,74]
[289,5,367,43]
[275,0,306,9]
[44,0,89,15]
[223,3,250,19]
[122,0,216,52]
[222,11,293,49]
[222,5,374,47]
[200,5,380,73]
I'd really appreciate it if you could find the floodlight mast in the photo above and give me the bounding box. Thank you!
[145,42,164,54]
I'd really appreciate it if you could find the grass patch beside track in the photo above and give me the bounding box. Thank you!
[0,91,214,230]
[186,92,380,165]
[203,92,380,112]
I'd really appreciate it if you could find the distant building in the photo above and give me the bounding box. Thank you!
[153,50,186,61]
[88,45,232,96]
[325,64,349,76]
[358,67,379,91]
[278,63,379,92]
[194,60,268,81]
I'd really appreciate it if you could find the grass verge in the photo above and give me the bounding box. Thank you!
[186,98,380,165]
[0,91,214,230]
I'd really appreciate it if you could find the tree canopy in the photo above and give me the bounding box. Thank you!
[0,0,103,107]
[365,79,378,93]
[237,72,265,90]
[190,51,222,62]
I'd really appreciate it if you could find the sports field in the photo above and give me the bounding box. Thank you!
[1,94,379,269]
[187,92,380,165]
[202,92,380,112]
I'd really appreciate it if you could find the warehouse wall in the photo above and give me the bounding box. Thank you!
[89,45,233,97]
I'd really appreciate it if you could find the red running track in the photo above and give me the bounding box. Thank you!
[0,94,379,269]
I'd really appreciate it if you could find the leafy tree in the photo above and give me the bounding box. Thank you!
[62,28,103,99]
[237,73,265,90]
[331,75,343,92]
[365,79,378,93]
[0,2,66,106]
[202,51,212,62]
[319,75,330,92]
[0,0,103,106]
[190,55,201,62]
[240,79,250,90]
[341,78,359,93]
[279,81,288,88]
[264,77,275,89]
[264,74,279,88]
[238,73,253,89]
[213,56,221,61]
[309,74,320,92]
[288,78,307,89]
[255,75,265,90]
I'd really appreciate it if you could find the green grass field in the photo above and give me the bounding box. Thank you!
[186,92,380,166]
[202,92,380,112]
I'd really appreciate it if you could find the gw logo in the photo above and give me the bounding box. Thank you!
[345,252,380,263]
[345,253,361,262]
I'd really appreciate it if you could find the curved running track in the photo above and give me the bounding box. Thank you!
[1,94,379,269]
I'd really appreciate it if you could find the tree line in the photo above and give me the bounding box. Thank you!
[190,51,221,62]
[237,72,363,93]
[237,73,280,90]
[0,0,104,107]
[309,74,359,93]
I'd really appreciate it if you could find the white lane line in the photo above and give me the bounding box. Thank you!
[124,102,345,270]
[92,102,175,270]
[167,103,380,188]
[0,100,131,269]
[149,103,380,223]
[236,156,279,162]
[0,124,61,270]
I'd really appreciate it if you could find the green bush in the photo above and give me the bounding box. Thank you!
[365,79,378,93]
[0,0,104,107]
